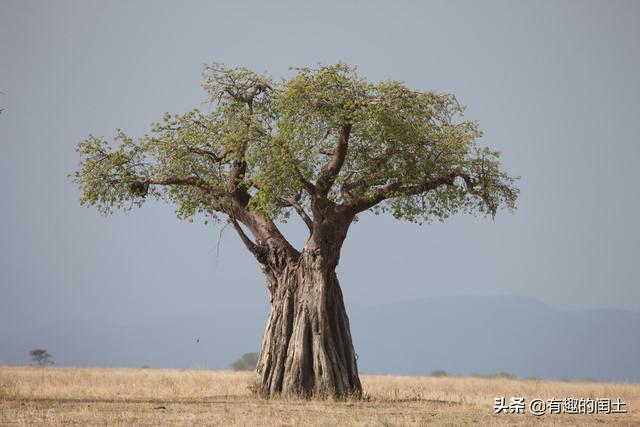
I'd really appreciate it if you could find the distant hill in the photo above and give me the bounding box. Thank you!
[349,295,640,382]
[1,295,638,382]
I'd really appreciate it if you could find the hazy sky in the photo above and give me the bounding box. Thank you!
[1,0,639,335]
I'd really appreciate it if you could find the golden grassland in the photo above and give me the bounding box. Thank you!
[0,366,638,426]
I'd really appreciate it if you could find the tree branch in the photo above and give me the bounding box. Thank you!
[230,219,268,262]
[316,123,352,196]
[185,147,230,164]
[140,176,216,192]
[227,142,248,192]
[340,143,398,200]
[346,172,471,214]
[230,199,302,263]
[277,196,313,233]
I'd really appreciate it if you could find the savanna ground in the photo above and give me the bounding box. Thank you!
[0,366,638,426]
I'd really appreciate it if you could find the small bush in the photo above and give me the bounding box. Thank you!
[231,352,258,371]
[431,369,448,377]
[493,372,517,380]
[469,371,517,380]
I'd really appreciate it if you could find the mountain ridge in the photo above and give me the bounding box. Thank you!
[2,295,638,382]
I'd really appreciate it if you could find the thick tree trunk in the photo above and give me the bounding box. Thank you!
[255,252,362,398]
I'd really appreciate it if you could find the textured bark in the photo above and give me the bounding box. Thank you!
[255,251,362,398]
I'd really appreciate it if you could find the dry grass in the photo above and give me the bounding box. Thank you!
[0,365,638,426]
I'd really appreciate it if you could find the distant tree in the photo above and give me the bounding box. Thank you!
[431,369,448,377]
[493,372,517,380]
[231,352,259,371]
[73,62,518,398]
[29,349,53,366]
[470,371,517,379]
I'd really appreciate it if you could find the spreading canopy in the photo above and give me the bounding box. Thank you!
[74,62,518,251]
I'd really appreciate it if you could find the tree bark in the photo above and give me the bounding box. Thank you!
[255,250,362,398]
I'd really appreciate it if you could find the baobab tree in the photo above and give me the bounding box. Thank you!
[73,63,518,398]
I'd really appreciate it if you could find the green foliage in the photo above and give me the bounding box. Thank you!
[231,352,258,371]
[73,62,518,225]
[431,369,448,377]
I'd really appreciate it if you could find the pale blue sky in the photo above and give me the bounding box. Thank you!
[1,0,639,338]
